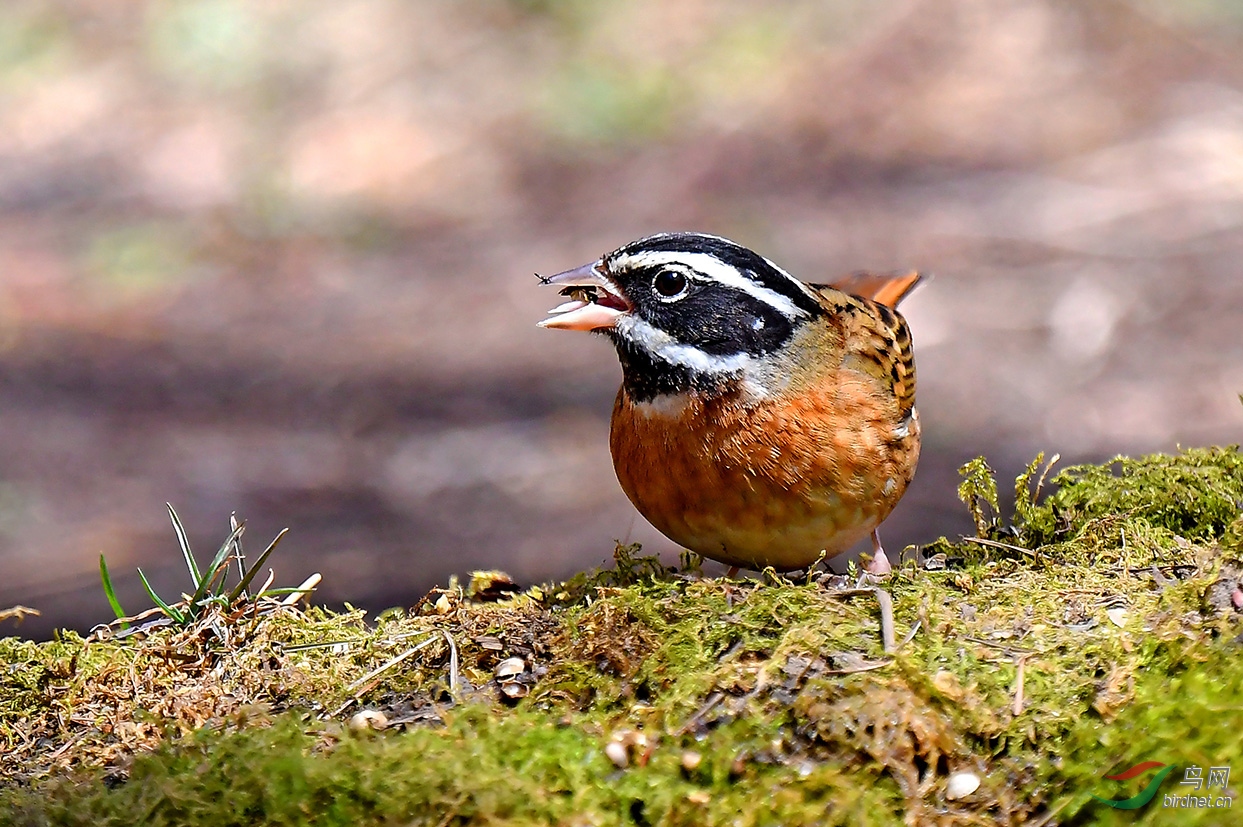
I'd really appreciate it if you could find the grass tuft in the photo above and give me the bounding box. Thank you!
[96,506,300,634]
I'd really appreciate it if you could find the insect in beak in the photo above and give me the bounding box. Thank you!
[537,261,632,331]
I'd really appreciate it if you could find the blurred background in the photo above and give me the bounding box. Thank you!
[1,0,1241,639]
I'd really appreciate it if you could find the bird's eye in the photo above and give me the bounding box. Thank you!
[652,270,688,300]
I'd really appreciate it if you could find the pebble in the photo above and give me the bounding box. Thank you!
[348,709,388,732]
[945,771,980,800]
[605,741,629,768]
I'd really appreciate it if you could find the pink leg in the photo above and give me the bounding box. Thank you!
[865,529,892,576]
[725,566,740,579]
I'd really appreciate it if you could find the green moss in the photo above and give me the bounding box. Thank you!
[1018,447,1243,548]
[3,447,1242,825]
[3,709,916,827]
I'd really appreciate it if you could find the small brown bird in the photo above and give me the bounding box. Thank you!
[538,232,922,576]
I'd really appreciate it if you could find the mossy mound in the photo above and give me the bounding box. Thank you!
[2,448,1242,826]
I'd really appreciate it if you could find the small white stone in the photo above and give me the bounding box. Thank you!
[1106,607,1129,628]
[348,709,388,732]
[605,741,629,769]
[945,771,980,800]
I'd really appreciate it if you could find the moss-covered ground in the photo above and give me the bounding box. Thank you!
[2,448,1242,826]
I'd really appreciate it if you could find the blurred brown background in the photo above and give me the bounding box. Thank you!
[1,0,1241,640]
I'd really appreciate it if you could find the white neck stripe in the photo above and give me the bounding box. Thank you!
[616,316,753,374]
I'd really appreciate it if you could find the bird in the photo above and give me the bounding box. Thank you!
[537,232,922,577]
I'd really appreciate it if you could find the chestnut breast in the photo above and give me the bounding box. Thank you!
[609,357,920,570]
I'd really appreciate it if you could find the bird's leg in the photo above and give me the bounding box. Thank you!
[725,566,740,579]
[865,529,893,576]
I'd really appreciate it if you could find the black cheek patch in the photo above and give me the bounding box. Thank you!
[642,291,794,357]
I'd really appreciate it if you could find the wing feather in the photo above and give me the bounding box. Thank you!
[807,274,921,419]
[818,271,924,308]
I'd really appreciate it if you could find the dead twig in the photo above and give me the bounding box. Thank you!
[824,658,892,676]
[898,619,922,650]
[873,588,896,653]
[961,636,1035,656]
[282,638,364,653]
[961,537,1039,558]
[1012,654,1029,716]
[281,572,322,606]
[830,586,899,651]
[0,605,40,624]
[673,692,724,736]
[828,587,898,653]
[333,634,441,716]
[444,630,460,697]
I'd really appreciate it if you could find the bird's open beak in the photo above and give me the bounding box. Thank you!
[537,261,632,331]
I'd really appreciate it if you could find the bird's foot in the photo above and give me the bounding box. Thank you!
[865,549,892,576]
[864,529,893,576]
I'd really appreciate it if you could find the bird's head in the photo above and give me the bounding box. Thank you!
[538,232,825,402]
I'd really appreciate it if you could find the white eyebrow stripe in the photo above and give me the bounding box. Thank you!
[611,250,813,320]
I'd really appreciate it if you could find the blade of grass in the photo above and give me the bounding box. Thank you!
[166,503,200,585]
[187,522,246,612]
[98,554,129,629]
[230,512,248,586]
[227,528,289,603]
[137,568,185,625]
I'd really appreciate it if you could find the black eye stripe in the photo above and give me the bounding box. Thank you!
[608,233,824,319]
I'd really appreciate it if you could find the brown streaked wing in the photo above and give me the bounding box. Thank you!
[808,282,919,420]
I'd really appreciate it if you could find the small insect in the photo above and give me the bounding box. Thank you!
[560,286,599,304]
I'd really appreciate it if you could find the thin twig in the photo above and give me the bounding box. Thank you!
[826,587,878,598]
[281,572,321,606]
[0,605,40,623]
[898,619,922,650]
[961,537,1038,557]
[444,630,459,697]
[873,588,896,653]
[673,692,724,736]
[45,732,88,761]
[331,634,441,716]
[282,638,366,653]
[828,587,897,654]
[1012,654,1029,716]
[961,636,1035,655]
[255,568,276,597]
[824,659,892,676]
